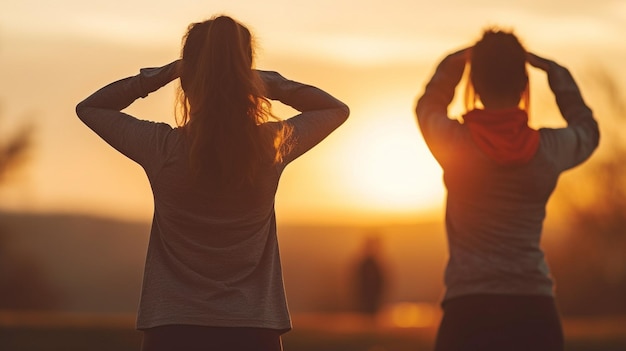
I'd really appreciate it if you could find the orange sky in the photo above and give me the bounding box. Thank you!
[1,0,625,225]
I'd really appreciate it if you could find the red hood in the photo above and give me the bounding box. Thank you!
[463,108,539,165]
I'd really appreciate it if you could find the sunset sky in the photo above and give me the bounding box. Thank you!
[1,0,625,225]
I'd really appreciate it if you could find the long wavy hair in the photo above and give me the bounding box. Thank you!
[176,16,291,188]
[464,28,530,112]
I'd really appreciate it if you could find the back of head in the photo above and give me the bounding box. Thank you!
[179,16,255,109]
[467,29,528,110]
[176,16,283,189]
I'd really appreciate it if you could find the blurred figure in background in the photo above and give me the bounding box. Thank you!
[354,234,387,319]
[415,28,599,351]
[76,15,349,351]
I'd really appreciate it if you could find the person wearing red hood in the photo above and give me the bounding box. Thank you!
[415,29,599,351]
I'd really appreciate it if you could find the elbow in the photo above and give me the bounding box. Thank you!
[415,97,427,123]
[576,116,600,156]
[329,101,349,126]
[591,119,600,150]
[583,110,600,150]
[339,102,350,122]
[415,91,429,116]
[75,100,89,122]
[415,101,422,120]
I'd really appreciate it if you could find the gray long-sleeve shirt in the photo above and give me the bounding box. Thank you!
[76,62,349,331]
[416,55,599,301]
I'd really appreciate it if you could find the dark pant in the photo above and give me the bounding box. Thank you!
[434,294,564,351]
[141,325,283,351]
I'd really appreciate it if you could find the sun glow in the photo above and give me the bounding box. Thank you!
[387,302,440,328]
[334,102,445,218]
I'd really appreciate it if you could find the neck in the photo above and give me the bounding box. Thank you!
[480,96,520,110]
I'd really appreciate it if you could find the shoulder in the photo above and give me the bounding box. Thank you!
[538,127,578,147]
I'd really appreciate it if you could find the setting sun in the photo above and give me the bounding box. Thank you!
[336,103,444,215]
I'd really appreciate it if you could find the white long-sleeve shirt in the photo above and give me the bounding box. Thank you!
[76,62,349,331]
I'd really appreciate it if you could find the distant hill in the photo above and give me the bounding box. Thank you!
[0,211,447,314]
[0,212,150,312]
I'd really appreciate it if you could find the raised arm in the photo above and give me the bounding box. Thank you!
[77,60,180,113]
[259,70,350,164]
[527,53,600,170]
[76,61,180,170]
[414,48,469,165]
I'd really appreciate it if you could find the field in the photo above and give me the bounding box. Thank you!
[2,212,626,350]
[2,312,626,351]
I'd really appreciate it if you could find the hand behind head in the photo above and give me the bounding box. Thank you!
[526,53,552,71]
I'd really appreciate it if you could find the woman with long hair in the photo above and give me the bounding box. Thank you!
[415,29,599,350]
[76,15,349,351]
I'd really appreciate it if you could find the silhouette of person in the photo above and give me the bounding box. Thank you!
[415,28,599,351]
[354,235,386,317]
[76,15,349,351]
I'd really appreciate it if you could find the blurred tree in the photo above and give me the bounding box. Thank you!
[0,109,61,310]
[547,69,626,316]
[0,114,32,182]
